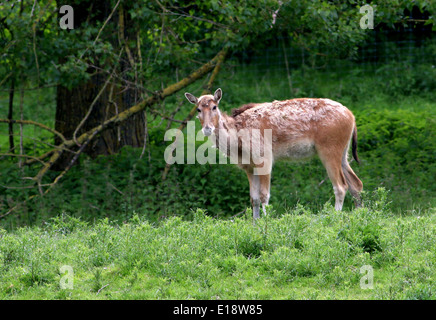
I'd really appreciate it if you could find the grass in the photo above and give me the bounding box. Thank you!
[1,189,435,300]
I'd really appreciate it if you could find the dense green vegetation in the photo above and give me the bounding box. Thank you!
[1,0,434,226]
[1,192,435,300]
[1,54,435,227]
[2,54,434,300]
[0,0,435,301]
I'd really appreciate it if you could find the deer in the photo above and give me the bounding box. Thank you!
[184,88,363,219]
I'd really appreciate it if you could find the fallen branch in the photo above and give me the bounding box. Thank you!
[41,128,100,196]
[149,109,187,124]
[66,47,227,150]
[0,153,47,166]
[0,48,228,219]
[0,119,67,143]
[23,149,55,166]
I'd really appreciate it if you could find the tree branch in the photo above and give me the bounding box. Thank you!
[0,119,67,143]
[0,48,228,219]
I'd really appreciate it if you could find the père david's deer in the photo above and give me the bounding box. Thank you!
[185,88,363,219]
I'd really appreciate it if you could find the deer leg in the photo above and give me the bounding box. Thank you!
[246,170,261,219]
[329,166,348,211]
[259,174,271,216]
[319,153,348,211]
[342,161,363,208]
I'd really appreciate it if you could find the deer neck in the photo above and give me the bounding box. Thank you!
[212,110,237,156]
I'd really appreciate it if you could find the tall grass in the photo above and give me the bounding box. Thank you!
[0,189,435,299]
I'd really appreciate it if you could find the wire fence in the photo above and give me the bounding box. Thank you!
[231,28,436,73]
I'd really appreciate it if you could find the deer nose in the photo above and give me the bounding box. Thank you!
[202,125,214,136]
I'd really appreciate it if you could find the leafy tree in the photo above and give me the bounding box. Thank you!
[0,0,434,216]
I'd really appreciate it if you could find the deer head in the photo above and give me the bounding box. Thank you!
[185,88,222,136]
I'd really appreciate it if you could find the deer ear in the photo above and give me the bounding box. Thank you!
[214,88,222,104]
[185,92,198,104]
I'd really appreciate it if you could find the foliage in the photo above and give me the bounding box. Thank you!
[0,0,435,303]
[0,0,276,90]
[1,51,435,227]
[0,1,435,227]
[0,195,435,299]
[2,0,434,90]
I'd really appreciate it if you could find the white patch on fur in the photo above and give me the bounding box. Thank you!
[333,185,346,211]
[197,95,214,104]
[250,175,260,200]
[276,138,316,160]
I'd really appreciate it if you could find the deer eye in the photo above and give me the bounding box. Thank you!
[212,106,217,110]
[197,108,201,112]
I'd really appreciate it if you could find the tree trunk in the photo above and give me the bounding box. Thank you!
[8,77,15,153]
[55,76,145,154]
[54,0,144,169]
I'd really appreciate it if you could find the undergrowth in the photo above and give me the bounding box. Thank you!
[0,188,434,299]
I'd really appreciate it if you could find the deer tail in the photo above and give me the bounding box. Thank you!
[352,125,360,165]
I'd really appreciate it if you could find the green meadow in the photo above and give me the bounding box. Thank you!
[1,191,435,299]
